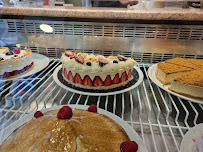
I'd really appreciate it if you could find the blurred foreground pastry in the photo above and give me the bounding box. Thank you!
[0,105,139,152]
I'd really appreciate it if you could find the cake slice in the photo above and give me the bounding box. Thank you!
[156,62,192,85]
[188,59,203,70]
[165,57,199,69]
[169,70,203,98]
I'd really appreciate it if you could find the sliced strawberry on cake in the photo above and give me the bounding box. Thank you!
[93,76,103,87]
[117,54,128,61]
[121,72,127,82]
[67,71,74,83]
[74,73,82,84]
[63,68,68,79]
[128,69,132,79]
[83,75,92,86]
[65,51,74,57]
[104,75,112,86]
[74,55,84,64]
[112,74,120,84]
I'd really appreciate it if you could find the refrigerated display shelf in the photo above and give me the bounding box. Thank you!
[0,59,202,152]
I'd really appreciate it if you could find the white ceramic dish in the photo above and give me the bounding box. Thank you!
[0,53,49,81]
[0,105,148,152]
[180,123,203,152]
[53,64,144,96]
[148,63,203,104]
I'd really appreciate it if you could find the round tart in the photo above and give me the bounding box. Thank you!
[0,106,138,152]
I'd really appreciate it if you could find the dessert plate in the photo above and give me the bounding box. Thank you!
[0,105,148,152]
[148,64,203,104]
[0,53,49,82]
[53,64,144,96]
[180,123,203,152]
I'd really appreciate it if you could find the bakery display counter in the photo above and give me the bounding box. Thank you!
[0,6,203,152]
[0,6,203,21]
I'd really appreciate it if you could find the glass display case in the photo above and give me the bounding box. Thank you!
[0,1,203,152]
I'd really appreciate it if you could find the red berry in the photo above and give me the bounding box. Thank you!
[120,141,138,152]
[13,48,20,54]
[117,54,128,61]
[83,75,92,86]
[93,76,103,87]
[34,111,43,118]
[104,75,112,86]
[121,72,127,82]
[57,106,73,119]
[88,104,97,113]
[74,55,84,64]
[74,73,82,84]
[25,65,30,71]
[67,71,74,83]
[98,58,109,67]
[3,72,10,78]
[65,51,74,57]
[128,69,132,79]
[75,52,78,55]
[112,73,120,84]
[63,68,68,79]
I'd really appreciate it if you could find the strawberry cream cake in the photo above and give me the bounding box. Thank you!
[61,51,136,89]
[0,47,34,79]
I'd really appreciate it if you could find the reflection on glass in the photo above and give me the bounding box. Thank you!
[40,24,53,33]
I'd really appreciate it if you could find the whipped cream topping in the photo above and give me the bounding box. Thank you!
[0,48,33,75]
[61,53,136,81]
[0,48,27,60]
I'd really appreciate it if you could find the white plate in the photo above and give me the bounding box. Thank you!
[53,64,144,96]
[148,64,203,104]
[180,123,203,152]
[0,105,148,152]
[0,53,49,82]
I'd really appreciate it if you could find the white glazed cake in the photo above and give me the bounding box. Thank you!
[0,47,34,79]
[61,51,136,89]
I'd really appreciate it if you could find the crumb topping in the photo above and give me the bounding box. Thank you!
[157,62,192,74]
[174,70,203,87]
[165,57,199,69]
[188,59,203,70]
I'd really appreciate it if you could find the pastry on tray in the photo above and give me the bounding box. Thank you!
[156,62,192,85]
[169,70,203,98]
[0,105,139,152]
[61,51,136,89]
[156,57,203,98]
[0,47,34,79]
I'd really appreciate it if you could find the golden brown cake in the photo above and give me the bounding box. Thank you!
[165,57,199,69]
[0,109,130,152]
[0,47,34,79]
[155,57,203,98]
[188,59,203,70]
[169,70,203,98]
[156,62,192,85]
